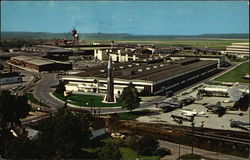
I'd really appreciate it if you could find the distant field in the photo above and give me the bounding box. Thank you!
[85,39,249,50]
[214,62,249,83]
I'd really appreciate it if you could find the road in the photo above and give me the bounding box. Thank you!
[33,73,64,112]
[159,140,246,160]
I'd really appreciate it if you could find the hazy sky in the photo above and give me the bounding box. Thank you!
[1,1,249,35]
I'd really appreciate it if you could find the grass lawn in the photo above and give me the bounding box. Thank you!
[117,110,151,120]
[26,93,48,107]
[53,93,121,107]
[120,147,161,160]
[214,62,249,83]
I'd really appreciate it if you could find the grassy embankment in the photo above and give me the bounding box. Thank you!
[26,93,48,107]
[117,110,151,120]
[214,62,249,83]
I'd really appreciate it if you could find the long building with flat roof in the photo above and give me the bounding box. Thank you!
[9,56,72,72]
[62,58,218,96]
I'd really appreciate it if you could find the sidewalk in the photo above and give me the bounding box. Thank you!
[159,140,247,160]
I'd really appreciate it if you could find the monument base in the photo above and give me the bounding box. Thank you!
[102,94,117,103]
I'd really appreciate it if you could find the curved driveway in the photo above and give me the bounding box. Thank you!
[33,73,165,113]
[33,73,64,112]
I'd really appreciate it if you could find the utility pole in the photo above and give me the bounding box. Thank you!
[201,121,205,141]
[99,106,101,118]
[178,123,181,158]
[191,122,195,155]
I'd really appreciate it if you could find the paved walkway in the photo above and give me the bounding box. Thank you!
[159,140,247,160]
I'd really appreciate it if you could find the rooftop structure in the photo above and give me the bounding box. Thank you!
[63,58,218,96]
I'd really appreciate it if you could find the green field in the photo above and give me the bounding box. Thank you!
[86,39,249,50]
[214,62,249,83]
[53,93,121,107]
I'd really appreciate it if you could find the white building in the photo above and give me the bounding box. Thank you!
[225,43,249,58]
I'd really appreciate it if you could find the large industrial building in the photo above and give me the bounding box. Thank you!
[9,56,72,72]
[225,43,249,58]
[62,58,218,96]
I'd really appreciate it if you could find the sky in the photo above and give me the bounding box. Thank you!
[1,1,249,35]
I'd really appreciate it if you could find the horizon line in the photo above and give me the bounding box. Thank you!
[1,31,249,36]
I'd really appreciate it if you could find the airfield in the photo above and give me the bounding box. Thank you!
[137,90,249,132]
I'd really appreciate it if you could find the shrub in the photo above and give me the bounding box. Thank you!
[153,147,171,156]
[136,135,159,156]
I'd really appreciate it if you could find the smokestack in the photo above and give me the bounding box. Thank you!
[72,28,79,45]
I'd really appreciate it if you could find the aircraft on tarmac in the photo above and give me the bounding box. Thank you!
[230,119,250,131]
[223,87,243,103]
[171,114,194,124]
[205,101,226,117]
[154,98,182,112]
[180,109,205,117]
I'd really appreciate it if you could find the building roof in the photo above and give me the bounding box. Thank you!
[26,59,55,66]
[72,58,217,83]
[12,55,33,61]
[48,48,73,53]
[11,56,70,66]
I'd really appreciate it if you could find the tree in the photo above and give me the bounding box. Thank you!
[136,135,159,156]
[2,136,38,159]
[55,80,66,94]
[119,83,141,112]
[0,90,31,129]
[98,141,122,160]
[34,108,92,159]
[53,108,91,159]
